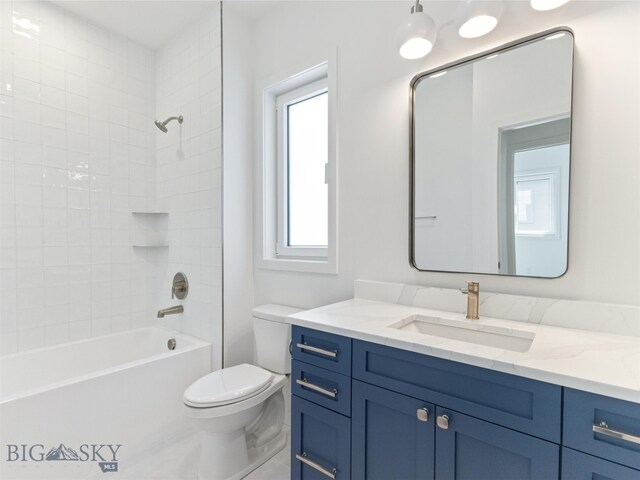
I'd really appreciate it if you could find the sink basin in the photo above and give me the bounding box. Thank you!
[388,315,535,353]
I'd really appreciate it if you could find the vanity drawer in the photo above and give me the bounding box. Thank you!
[292,396,351,480]
[353,339,561,442]
[292,326,352,375]
[561,448,640,480]
[292,360,351,417]
[563,388,640,470]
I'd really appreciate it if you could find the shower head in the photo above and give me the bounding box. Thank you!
[154,115,183,133]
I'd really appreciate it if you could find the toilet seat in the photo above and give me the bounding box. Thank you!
[184,364,273,408]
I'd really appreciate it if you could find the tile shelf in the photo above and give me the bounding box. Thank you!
[131,212,169,247]
[131,211,169,215]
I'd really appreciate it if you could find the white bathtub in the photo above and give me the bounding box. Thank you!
[0,326,211,479]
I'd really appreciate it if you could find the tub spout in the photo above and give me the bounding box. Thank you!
[157,305,184,318]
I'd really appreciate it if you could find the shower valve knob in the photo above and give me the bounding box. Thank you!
[171,272,188,300]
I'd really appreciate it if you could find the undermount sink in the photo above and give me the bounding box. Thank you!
[388,315,535,353]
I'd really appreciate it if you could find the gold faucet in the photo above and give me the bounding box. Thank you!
[461,281,480,320]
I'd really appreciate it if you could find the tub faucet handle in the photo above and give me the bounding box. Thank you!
[171,272,188,300]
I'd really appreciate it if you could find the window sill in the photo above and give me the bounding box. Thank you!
[258,257,337,275]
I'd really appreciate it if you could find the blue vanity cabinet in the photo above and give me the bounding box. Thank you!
[352,380,435,480]
[435,407,560,480]
[292,396,351,480]
[290,326,639,480]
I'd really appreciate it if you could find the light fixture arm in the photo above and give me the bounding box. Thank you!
[411,0,423,14]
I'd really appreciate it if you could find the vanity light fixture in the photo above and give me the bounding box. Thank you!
[530,0,570,11]
[398,0,437,60]
[458,14,498,39]
[456,1,501,40]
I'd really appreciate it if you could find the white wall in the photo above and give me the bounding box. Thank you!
[0,1,158,354]
[155,4,223,369]
[221,3,255,368]
[414,65,473,271]
[241,1,639,311]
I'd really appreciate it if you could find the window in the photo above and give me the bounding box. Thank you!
[276,79,328,258]
[514,171,557,236]
[259,61,337,274]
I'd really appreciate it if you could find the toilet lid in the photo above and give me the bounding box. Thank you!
[184,364,273,408]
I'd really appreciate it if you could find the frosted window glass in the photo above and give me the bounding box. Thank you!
[515,177,553,234]
[513,142,564,237]
[287,92,328,247]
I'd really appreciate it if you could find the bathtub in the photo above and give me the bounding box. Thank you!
[0,326,211,480]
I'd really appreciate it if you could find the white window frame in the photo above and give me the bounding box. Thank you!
[275,78,328,259]
[513,169,561,238]
[257,57,338,275]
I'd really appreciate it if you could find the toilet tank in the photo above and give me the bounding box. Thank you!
[252,304,303,374]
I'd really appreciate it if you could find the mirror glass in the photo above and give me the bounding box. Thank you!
[411,30,574,277]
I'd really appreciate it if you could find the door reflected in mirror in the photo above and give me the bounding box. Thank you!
[499,118,570,277]
[411,29,574,278]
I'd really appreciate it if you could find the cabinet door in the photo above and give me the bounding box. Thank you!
[352,380,435,480]
[292,396,351,480]
[435,407,560,480]
[562,447,640,480]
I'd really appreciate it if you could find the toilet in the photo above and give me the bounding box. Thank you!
[184,304,302,480]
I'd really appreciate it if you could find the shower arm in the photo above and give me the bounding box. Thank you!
[163,116,183,125]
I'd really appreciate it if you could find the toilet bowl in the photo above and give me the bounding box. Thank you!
[184,304,302,480]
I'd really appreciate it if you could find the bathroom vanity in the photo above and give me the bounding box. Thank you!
[288,289,640,480]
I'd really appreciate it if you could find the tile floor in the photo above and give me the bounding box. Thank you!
[94,428,290,480]
[244,437,290,480]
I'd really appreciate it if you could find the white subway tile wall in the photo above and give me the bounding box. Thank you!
[0,1,222,358]
[154,4,222,369]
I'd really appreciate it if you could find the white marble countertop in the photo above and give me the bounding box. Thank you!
[288,298,640,403]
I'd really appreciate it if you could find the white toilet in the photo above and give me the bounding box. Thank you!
[184,304,302,480]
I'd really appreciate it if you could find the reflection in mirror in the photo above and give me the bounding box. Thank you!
[411,29,573,277]
[499,118,570,276]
